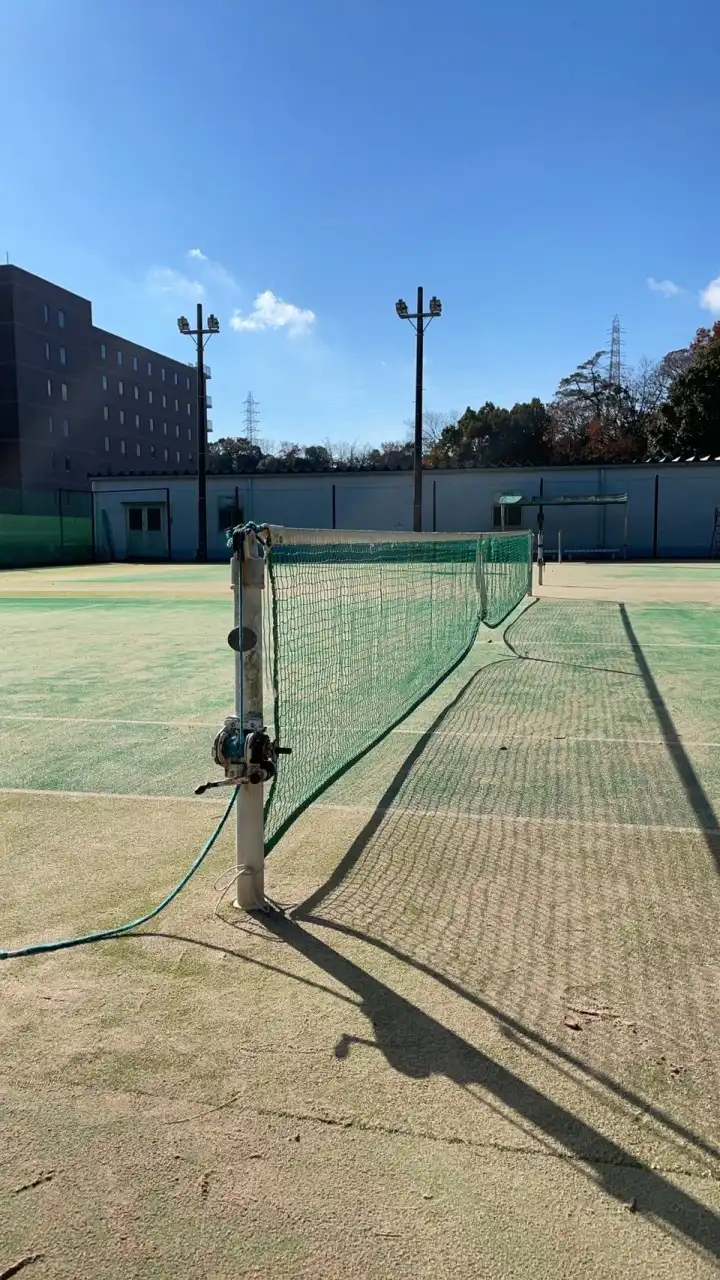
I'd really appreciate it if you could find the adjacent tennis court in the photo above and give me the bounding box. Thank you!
[1,555,719,1278]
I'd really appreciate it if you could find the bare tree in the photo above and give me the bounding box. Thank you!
[403,408,460,451]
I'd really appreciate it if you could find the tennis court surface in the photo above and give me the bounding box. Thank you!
[1,558,719,1277]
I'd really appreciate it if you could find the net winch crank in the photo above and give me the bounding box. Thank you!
[195,718,291,794]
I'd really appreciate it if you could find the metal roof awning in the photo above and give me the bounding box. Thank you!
[499,493,627,507]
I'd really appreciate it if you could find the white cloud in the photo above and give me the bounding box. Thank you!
[145,266,205,300]
[647,276,685,297]
[186,247,237,289]
[699,275,720,314]
[230,290,316,336]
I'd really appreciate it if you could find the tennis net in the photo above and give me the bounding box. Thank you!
[260,527,532,852]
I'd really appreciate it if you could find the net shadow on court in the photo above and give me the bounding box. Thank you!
[279,599,720,1252]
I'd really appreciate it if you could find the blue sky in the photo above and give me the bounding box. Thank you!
[2,0,719,448]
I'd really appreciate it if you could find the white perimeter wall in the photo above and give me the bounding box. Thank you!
[92,463,720,560]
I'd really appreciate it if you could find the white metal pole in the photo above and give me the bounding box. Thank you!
[476,538,488,621]
[558,529,563,564]
[234,530,266,912]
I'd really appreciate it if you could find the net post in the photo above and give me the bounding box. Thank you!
[233,529,266,912]
[558,529,562,564]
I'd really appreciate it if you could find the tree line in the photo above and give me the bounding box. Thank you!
[208,320,720,474]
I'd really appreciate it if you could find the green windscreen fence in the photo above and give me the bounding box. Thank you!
[0,488,94,568]
[260,527,532,851]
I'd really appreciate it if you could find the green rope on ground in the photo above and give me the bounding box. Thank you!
[0,789,238,961]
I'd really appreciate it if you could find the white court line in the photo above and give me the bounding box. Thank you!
[391,728,720,748]
[0,786,225,805]
[515,641,720,650]
[2,787,718,837]
[313,800,720,838]
[0,600,107,612]
[0,715,217,728]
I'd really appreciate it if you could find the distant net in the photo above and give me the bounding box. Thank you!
[261,527,531,851]
[0,488,93,569]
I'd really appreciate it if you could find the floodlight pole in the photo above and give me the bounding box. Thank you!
[177,303,219,562]
[413,286,425,534]
[396,287,442,532]
[196,303,208,562]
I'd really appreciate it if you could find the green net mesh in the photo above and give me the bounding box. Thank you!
[261,529,531,851]
[0,488,93,568]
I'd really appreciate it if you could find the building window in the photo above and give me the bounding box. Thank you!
[136,442,141,457]
[104,437,110,452]
[186,376,191,390]
[149,418,154,432]
[62,419,69,438]
[128,507,143,532]
[51,451,56,470]
[492,503,523,529]
[132,356,138,372]
[148,390,153,404]
[187,428,192,440]
[47,378,52,397]
[118,380,124,395]
[48,416,53,434]
[103,405,109,421]
[64,455,71,471]
[162,394,167,408]
[117,350,123,366]
[120,439,126,455]
[147,507,162,532]
[175,424,180,438]
[176,450,181,463]
[163,447,169,462]
[59,346,67,365]
[188,452,194,462]
[101,342,107,359]
[147,361,152,376]
[134,385,139,400]
[58,310,66,328]
[186,403,191,415]
[174,399,179,412]
[218,497,243,531]
[45,341,51,361]
[150,444,156,459]
[61,383,68,402]
[161,367,166,382]
[44,304,49,324]
[163,422,168,435]
[135,413,140,428]
[119,410,125,425]
[102,374,108,391]
[174,372,178,386]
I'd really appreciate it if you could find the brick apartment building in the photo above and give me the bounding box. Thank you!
[0,264,206,492]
